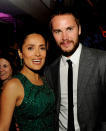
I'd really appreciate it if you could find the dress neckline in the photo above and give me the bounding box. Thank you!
[18,72,44,87]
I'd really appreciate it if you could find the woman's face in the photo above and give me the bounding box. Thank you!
[0,58,13,81]
[19,33,47,71]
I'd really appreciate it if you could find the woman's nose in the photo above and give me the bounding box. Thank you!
[35,49,40,56]
[0,67,3,72]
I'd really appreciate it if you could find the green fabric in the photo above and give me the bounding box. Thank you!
[14,73,55,131]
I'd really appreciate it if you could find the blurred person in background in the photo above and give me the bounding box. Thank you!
[0,52,17,131]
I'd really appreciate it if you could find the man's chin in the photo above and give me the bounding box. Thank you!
[62,51,73,57]
[61,43,79,57]
[61,48,76,57]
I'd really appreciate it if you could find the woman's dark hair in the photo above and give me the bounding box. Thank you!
[16,31,48,52]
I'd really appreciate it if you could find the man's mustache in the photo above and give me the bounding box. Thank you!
[60,40,74,45]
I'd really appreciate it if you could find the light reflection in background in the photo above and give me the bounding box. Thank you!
[0,12,16,32]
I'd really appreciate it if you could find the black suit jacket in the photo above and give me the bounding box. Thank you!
[45,45,106,131]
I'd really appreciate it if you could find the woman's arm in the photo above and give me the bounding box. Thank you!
[0,79,20,131]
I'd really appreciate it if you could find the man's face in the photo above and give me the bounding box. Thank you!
[51,14,81,56]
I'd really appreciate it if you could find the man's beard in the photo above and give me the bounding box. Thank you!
[59,40,79,57]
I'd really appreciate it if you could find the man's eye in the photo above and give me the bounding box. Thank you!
[55,31,59,33]
[54,30,61,34]
[67,27,73,31]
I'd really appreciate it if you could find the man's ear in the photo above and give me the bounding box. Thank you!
[18,49,23,59]
[79,25,81,35]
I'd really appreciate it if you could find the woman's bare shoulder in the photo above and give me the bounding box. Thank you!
[2,78,22,95]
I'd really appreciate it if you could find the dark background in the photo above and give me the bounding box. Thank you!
[0,0,106,63]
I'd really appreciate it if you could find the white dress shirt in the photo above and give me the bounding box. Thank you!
[59,43,82,131]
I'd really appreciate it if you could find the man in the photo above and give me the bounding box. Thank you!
[45,9,106,131]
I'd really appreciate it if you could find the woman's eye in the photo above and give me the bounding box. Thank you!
[28,47,33,50]
[3,64,8,68]
[41,47,46,50]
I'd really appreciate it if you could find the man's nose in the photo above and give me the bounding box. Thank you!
[62,32,68,40]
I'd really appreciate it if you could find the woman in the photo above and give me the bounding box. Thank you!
[0,53,15,88]
[0,33,55,131]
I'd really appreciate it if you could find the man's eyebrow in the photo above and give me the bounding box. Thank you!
[52,29,61,32]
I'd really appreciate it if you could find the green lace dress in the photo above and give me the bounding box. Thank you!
[13,73,55,131]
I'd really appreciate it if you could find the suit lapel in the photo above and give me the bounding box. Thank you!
[51,57,61,112]
[77,46,95,109]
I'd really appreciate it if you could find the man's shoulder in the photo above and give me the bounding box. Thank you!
[45,56,61,73]
[49,56,61,67]
[82,45,106,57]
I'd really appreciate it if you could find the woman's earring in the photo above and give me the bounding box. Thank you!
[20,59,23,66]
